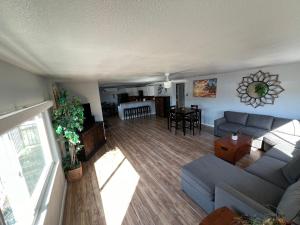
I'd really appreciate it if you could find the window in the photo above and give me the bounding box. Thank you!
[0,113,54,225]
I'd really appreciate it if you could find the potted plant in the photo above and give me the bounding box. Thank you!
[52,90,85,182]
[233,214,293,225]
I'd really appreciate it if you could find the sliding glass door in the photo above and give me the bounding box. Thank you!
[0,113,54,225]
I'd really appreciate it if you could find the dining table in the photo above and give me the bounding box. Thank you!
[171,107,202,135]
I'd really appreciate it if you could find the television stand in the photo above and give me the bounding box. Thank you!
[78,122,106,161]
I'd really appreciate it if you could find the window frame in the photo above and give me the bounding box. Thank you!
[0,101,59,225]
[32,112,55,213]
[32,111,59,224]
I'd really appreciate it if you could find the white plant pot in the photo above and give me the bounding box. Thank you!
[232,135,238,141]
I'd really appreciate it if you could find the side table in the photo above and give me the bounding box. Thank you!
[199,207,238,225]
[215,134,251,164]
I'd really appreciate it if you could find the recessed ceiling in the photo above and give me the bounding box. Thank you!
[0,0,300,85]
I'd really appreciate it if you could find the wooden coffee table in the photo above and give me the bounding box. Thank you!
[215,134,251,164]
[199,207,238,225]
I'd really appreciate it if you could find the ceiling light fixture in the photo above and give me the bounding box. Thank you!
[163,73,172,88]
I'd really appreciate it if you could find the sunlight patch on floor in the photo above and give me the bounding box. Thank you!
[94,147,140,225]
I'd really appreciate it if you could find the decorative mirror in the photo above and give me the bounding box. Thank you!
[237,70,284,108]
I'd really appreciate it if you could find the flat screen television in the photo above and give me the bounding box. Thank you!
[82,103,95,130]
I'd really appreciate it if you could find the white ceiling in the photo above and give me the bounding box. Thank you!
[0,0,300,85]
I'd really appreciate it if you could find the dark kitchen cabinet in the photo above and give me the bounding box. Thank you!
[155,96,170,117]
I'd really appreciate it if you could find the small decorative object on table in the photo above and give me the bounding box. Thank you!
[232,132,238,141]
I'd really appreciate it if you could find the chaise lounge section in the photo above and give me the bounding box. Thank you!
[181,152,300,223]
[181,154,284,215]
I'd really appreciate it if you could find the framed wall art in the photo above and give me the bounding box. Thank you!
[193,78,217,97]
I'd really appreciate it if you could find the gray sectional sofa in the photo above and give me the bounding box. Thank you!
[181,111,300,223]
[214,111,300,150]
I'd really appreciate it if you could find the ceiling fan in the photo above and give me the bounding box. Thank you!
[163,73,172,88]
[163,71,188,88]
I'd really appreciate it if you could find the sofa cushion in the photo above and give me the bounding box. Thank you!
[181,154,284,209]
[245,156,289,189]
[239,127,268,140]
[218,122,244,133]
[246,114,274,130]
[270,131,300,146]
[263,132,300,154]
[281,154,300,184]
[264,145,299,163]
[181,178,215,213]
[263,132,286,148]
[272,118,300,136]
[215,183,276,219]
[224,111,248,126]
[277,180,300,224]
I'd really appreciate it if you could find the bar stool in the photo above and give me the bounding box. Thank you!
[133,107,138,119]
[124,108,129,120]
[132,108,136,119]
[128,108,133,119]
[146,106,151,117]
[136,107,140,118]
[142,106,147,118]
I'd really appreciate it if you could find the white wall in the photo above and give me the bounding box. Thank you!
[100,88,119,104]
[0,60,65,225]
[100,87,137,104]
[58,82,103,121]
[137,86,156,96]
[0,60,49,114]
[100,85,156,104]
[182,62,300,126]
[154,83,176,106]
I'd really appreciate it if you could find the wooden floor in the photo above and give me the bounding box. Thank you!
[62,117,261,225]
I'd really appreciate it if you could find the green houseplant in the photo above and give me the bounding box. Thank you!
[233,214,293,225]
[52,90,84,182]
[255,82,269,97]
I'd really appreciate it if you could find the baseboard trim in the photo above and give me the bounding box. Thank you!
[202,122,214,128]
[59,181,67,225]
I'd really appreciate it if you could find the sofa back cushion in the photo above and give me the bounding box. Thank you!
[281,154,300,184]
[272,118,300,136]
[247,114,274,130]
[277,180,300,224]
[224,111,248,125]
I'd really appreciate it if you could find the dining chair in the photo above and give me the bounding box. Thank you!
[168,110,184,134]
[168,110,176,130]
[192,108,202,133]
[185,105,201,135]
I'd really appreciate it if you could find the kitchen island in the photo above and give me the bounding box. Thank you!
[118,100,156,120]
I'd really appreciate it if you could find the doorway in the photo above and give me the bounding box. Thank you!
[176,83,185,108]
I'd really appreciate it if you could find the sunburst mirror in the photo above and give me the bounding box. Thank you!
[236,70,284,108]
